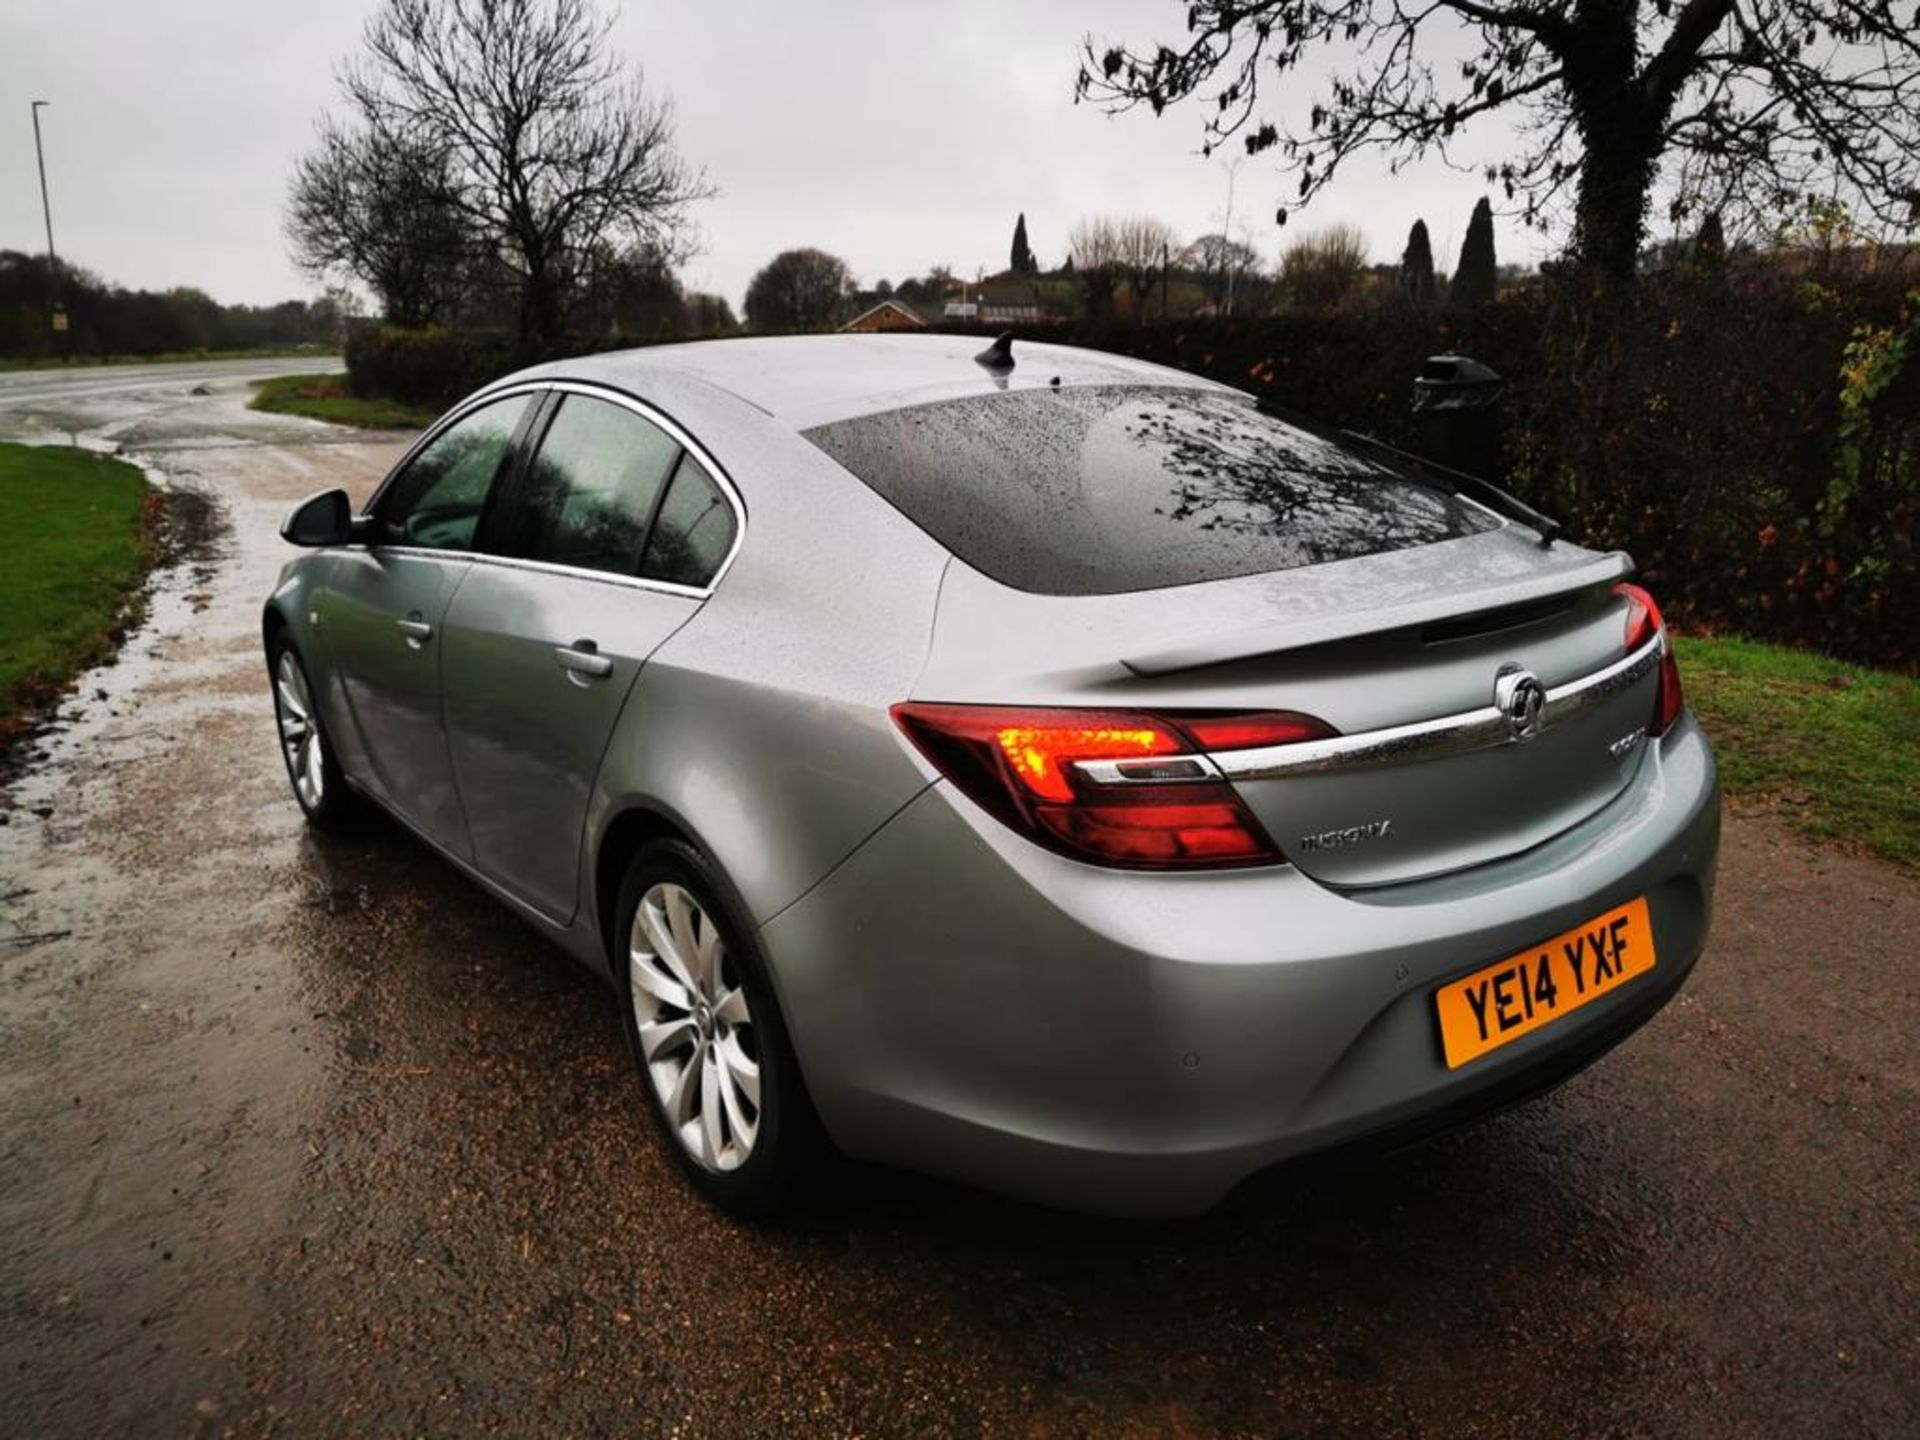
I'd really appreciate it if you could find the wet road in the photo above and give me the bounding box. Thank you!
[1,380,1915,1437]
[0,355,342,450]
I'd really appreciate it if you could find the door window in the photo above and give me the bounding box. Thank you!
[375,394,532,551]
[641,453,738,589]
[511,395,683,575]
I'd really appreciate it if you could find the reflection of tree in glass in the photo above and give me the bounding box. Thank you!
[642,462,734,588]
[385,422,518,547]
[1126,391,1488,565]
[517,449,655,573]
[803,384,1493,595]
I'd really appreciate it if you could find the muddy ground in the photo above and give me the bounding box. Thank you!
[0,369,1914,1438]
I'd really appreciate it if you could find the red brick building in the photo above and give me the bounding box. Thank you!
[840,299,927,333]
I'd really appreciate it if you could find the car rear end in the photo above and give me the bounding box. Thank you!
[761,376,1719,1216]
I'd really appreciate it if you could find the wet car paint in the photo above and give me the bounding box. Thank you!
[0,371,1914,1437]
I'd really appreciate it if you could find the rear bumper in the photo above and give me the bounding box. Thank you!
[761,714,1720,1217]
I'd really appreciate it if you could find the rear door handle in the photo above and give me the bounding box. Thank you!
[396,616,433,646]
[554,640,613,679]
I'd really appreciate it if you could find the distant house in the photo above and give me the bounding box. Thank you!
[944,275,1065,328]
[841,299,926,333]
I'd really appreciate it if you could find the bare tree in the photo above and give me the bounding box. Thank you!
[1072,215,1179,318]
[310,0,712,348]
[744,248,853,332]
[683,291,739,334]
[1183,232,1266,311]
[1116,215,1181,317]
[1279,224,1371,311]
[1068,216,1125,316]
[577,242,687,339]
[1078,1,1920,286]
[286,121,470,327]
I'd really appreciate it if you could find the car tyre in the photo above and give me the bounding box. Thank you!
[614,838,818,1218]
[268,633,362,832]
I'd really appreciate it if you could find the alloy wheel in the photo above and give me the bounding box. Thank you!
[628,881,762,1172]
[274,649,325,811]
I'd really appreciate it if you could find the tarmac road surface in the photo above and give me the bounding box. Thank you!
[0,373,1914,1437]
[0,354,342,451]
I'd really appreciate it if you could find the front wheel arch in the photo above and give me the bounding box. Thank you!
[261,604,289,671]
[267,631,362,831]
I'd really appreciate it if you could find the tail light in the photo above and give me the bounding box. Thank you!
[1614,581,1684,736]
[891,703,1334,870]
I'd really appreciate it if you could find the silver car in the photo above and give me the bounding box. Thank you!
[265,334,1719,1217]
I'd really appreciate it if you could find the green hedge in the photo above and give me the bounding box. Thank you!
[344,325,524,408]
[343,324,688,408]
[349,271,1918,668]
[948,273,1918,669]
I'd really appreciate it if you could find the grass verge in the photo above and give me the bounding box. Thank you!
[0,442,152,731]
[249,373,437,430]
[1677,634,1919,870]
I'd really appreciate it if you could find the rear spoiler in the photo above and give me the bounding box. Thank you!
[1121,549,1631,677]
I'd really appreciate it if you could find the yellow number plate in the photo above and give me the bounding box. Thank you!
[1434,898,1656,1069]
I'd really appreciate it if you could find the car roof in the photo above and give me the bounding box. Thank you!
[526,333,1235,430]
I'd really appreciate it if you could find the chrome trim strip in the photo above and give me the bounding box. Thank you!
[1074,754,1225,786]
[360,381,553,516]
[541,379,749,592]
[1542,633,1663,716]
[1208,637,1664,782]
[376,546,712,601]
[354,377,748,597]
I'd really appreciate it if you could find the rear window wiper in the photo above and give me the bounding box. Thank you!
[1337,429,1562,549]
[1250,395,1560,548]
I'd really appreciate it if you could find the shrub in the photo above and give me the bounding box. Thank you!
[344,324,663,407]
[1278,224,1371,312]
[940,264,1919,668]
[343,324,522,408]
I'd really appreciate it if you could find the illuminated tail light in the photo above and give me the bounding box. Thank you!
[1614,581,1684,736]
[890,703,1335,870]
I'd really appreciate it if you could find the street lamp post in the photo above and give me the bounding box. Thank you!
[1219,156,1244,316]
[30,100,63,350]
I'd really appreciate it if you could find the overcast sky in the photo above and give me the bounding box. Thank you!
[2,0,1542,310]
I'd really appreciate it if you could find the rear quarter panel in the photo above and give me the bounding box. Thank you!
[582,383,952,953]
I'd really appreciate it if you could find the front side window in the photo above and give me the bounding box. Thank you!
[512,395,683,575]
[642,453,737,589]
[375,394,531,551]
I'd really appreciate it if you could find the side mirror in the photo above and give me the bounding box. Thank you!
[280,488,354,547]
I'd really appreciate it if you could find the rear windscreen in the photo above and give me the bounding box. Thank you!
[803,385,1496,595]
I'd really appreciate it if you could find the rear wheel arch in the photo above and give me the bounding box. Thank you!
[594,804,702,976]
[593,803,816,1081]
[609,831,824,1214]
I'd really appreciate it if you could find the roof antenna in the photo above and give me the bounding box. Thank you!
[974,332,1015,373]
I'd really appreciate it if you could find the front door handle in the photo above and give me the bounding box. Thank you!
[554,640,613,680]
[396,616,433,647]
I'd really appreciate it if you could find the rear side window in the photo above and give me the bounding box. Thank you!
[513,395,681,575]
[803,385,1496,595]
[376,393,531,551]
[642,454,737,588]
